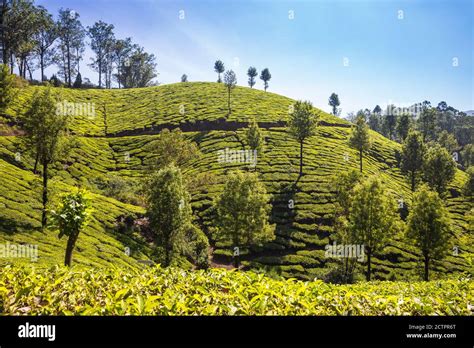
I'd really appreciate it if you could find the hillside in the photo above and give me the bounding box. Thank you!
[0,82,472,280]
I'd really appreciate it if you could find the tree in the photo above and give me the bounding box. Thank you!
[464,166,474,197]
[0,63,15,114]
[247,66,257,88]
[113,37,133,88]
[437,130,458,154]
[72,72,82,88]
[214,170,275,268]
[56,8,85,87]
[349,176,399,281]
[406,185,451,281]
[51,190,90,266]
[34,6,57,81]
[383,112,396,140]
[214,60,224,83]
[288,100,319,176]
[181,74,188,82]
[422,143,456,195]
[223,70,237,114]
[373,105,382,114]
[328,93,340,116]
[396,113,411,141]
[348,114,371,173]
[145,128,201,170]
[401,130,425,192]
[87,20,115,88]
[246,118,264,170]
[22,87,69,227]
[461,144,474,168]
[418,107,437,141]
[117,45,156,88]
[260,68,271,91]
[368,113,381,133]
[145,165,192,267]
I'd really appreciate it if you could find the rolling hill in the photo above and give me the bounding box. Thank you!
[0,82,472,280]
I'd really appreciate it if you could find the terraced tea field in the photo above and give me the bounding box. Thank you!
[0,82,472,280]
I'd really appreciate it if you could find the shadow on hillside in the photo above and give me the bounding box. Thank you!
[0,217,39,235]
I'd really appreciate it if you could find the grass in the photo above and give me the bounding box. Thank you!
[0,82,472,280]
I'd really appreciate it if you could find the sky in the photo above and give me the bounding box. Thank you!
[36,0,473,115]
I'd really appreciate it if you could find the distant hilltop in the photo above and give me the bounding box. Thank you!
[465,110,474,116]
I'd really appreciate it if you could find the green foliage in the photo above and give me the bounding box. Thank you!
[417,107,437,141]
[144,128,201,170]
[0,64,16,113]
[145,165,192,266]
[260,68,271,91]
[1,265,472,315]
[349,176,401,280]
[223,70,237,113]
[396,114,411,141]
[332,169,361,215]
[51,189,91,266]
[246,117,264,156]
[288,100,319,175]
[328,93,340,116]
[183,225,210,269]
[214,170,275,263]
[214,60,225,82]
[461,144,474,168]
[401,130,425,192]
[181,74,188,82]
[437,130,458,154]
[422,143,456,195]
[463,166,473,197]
[247,66,258,88]
[406,185,451,281]
[348,114,371,172]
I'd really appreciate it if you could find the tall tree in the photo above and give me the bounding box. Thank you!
[422,143,456,195]
[401,130,425,192]
[113,37,133,88]
[52,190,90,266]
[117,45,156,88]
[349,114,371,173]
[246,117,264,170]
[180,74,188,82]
[34,6,57,81]
[373,105,382,115]
[145,165,192,267]
[214,60,224,83]
[223,70,237,114]
[328,93,340,116]
[56,8,85,87]
[417,107,437,141]
[260,68,271,91]
[383,112,396,140]
[349,176,399,281]
[214,170,275,268]
[0,63,15,114]
[406,185,451,281]
[396,113,411,141]
[368,113,381,133]
[437,130,458,154]
[87,20,115,88]
[247,66,257,88]
[288,100,319,176]
[22,87,69,227]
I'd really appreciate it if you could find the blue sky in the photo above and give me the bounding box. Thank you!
[36,0,473,114]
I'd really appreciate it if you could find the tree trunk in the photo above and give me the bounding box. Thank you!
[67,43,71,87]
[41,161,48,228]
[359,149,363,173]
[366,249,371,281]
[299,141,303,176]
[64,232,78,266]
[33,152,39,174]
[424,254,429,281]
[40,52,45,81]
